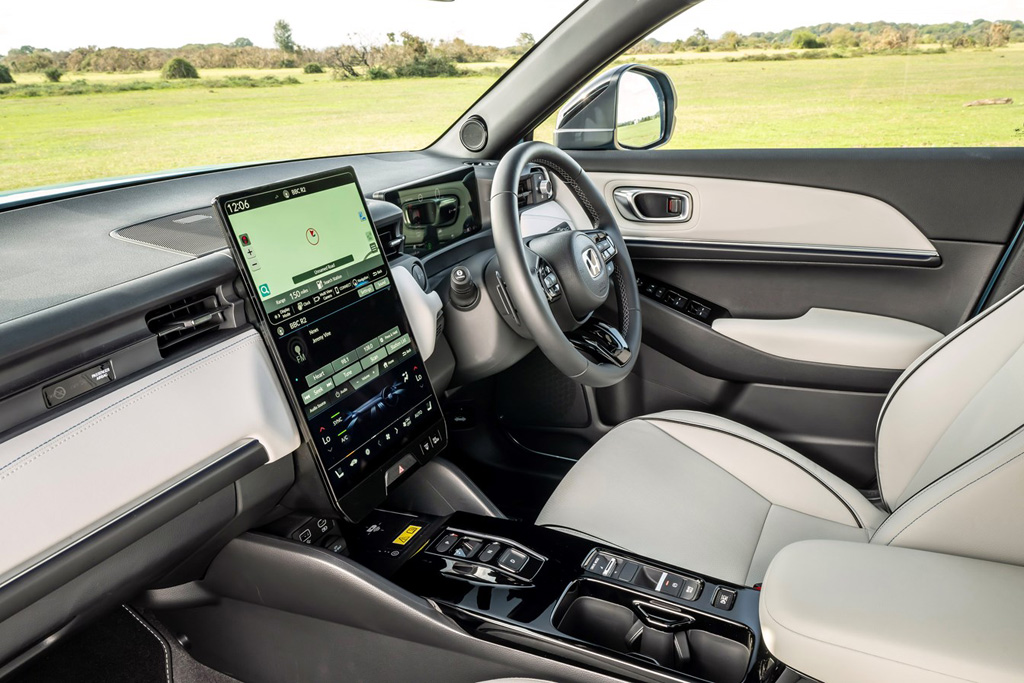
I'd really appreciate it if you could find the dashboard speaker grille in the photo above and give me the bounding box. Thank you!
[460,116,488,152]
[115,210,227,257]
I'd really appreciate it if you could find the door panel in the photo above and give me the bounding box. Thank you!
[710,308,943,370]
[574,149,1024,243]
[497,149,1024,489]
[590,172,938,255]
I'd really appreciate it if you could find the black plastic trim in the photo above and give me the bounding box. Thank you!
[0,255,238,400]
[625,239,942,267]
[0,440,268,623]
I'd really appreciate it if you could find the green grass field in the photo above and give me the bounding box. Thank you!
[2,47,1023,193]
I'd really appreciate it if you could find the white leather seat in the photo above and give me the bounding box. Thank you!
[538,285,1024,585]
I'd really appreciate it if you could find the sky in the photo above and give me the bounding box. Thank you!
[2,0,1022,54]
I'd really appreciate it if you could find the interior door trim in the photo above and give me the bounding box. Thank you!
[624,237,940,266]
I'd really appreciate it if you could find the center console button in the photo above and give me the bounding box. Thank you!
[452,538,483,559]
[614,560,639,584]
[433,533,459,554]
[680,577,702,601]
[497,547,530,574]
[713,587,737,610]
[477,542,501,563]
[659,573,685,597]
[585,552,613,575]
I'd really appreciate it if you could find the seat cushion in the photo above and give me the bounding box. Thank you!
[536,411,886,586]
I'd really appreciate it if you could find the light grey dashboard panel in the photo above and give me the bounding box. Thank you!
[0,330,300,588]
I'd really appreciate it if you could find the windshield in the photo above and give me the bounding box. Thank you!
[0,1,577,194]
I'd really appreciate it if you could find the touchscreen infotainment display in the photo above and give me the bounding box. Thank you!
[215,167,445,521]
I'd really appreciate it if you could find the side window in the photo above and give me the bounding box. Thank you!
[541,6,1024,149]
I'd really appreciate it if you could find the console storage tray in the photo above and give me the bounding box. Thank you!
[554,579,753,683]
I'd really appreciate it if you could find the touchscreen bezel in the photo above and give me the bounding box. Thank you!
[214,166,445,522]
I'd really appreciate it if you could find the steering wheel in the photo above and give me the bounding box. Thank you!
[490,141,642,387]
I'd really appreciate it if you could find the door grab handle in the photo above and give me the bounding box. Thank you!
[613,188,692,223]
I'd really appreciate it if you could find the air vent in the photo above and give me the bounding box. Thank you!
[376,218,406,260]
[146,292,228,357]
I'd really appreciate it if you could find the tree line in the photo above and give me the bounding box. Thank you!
[1,22,536,78]
[3,18,1022,78]
[630,19,1024,53]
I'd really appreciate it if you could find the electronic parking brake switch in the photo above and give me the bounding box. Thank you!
[587,552,703,602]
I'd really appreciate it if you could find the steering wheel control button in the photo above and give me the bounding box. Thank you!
[434,533,459,554]
[452,538,483,559]
[497,547,530,574]
[713,587,737,611]
[537,262,562,302]
[477,542,502,563]
[592,232,617,261]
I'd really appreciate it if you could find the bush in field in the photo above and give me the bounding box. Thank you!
[791,30,825,49]
[44,67,62,82]
[393,55,460,78]
[161,57,199,79]
[303,62,324,74]
[367,66,392,80]
[278,58,297,69]
[0,65,14,84]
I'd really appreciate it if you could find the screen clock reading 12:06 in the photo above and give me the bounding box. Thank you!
[214,167,446,522]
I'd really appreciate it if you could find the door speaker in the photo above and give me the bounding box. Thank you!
[460,116,488,152]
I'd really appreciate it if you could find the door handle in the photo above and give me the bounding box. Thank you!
[613,188,692,223]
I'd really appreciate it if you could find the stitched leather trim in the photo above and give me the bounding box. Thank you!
[884,449,1024,546]
[874,282,1024,510]
[643,415,868,529]
[877,422,1024,542]
[533,158,599,227]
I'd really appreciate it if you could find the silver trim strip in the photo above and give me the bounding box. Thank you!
[624,236,940,261]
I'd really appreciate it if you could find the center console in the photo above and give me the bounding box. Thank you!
[330,510,779,683]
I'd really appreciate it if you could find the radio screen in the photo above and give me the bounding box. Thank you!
[216,168,444,521]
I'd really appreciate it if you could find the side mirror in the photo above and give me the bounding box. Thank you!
[554,64,676,151]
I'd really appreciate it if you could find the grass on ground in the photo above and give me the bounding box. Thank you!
[2,47,1023,193]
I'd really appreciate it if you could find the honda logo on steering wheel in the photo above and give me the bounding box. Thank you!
[583,247,603,279]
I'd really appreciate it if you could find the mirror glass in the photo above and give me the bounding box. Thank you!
[615,71,664,149]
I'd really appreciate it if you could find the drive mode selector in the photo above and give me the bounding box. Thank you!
[449,266,480,309]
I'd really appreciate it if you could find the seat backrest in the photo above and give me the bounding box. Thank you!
[871,284,1024,565]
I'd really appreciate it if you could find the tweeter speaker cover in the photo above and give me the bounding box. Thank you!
[460,116,488,152]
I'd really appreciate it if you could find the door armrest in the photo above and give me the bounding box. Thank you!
[760,540,1024,683]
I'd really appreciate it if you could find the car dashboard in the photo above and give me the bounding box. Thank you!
[0,150,563,669]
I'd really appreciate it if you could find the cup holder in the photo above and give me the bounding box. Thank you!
[553,580,752,683]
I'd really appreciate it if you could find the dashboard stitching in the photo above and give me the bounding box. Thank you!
[0,334,261,482]
[533,159,599,227]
